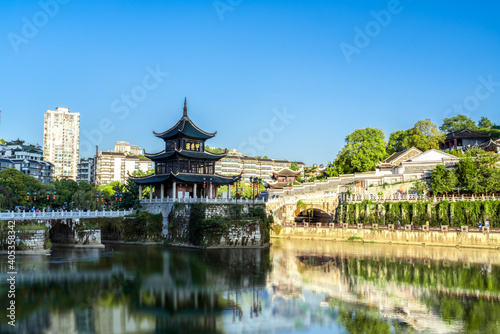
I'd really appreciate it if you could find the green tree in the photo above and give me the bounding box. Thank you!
[290,162,299,171]
[0,168,43,208]
[440,114,477,133]
[51,179,79,207]
[409,180,428,195]
[334,127,387,173]
[386,129,409,154]
[477,116,494,129]
[409,119,444,151]
[456,149,500,194]
[387,119,443,154]
[431,165,457,195]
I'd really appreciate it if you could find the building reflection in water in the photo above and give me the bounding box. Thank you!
[1,241,500,333]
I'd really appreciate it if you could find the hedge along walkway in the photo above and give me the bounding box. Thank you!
[339,200,500,227]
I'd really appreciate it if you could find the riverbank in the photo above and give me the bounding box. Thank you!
[272,227,500,250]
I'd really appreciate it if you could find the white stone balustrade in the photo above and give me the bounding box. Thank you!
[0,209,133,221]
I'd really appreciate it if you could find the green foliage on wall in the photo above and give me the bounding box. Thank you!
[340,200,500,226]
[184,204,272,247]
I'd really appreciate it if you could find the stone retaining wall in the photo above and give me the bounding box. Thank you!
[273,227,500,248]
[217,223,262,247]
[16,230,45,251]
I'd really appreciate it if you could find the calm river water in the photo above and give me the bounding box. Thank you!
[1,240,500,333]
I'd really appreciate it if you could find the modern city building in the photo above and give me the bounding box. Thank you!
[113,141,143,156]
[77,157,95,183]
[214,149,305,182]
[43,107,80,180]
[94,151,152,186]
[0,140,54,183]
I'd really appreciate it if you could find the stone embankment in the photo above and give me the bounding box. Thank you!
[273,225,500,249]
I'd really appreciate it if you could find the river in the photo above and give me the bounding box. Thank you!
[1,240,500,333]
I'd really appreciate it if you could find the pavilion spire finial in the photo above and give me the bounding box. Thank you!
[183,97,187,117]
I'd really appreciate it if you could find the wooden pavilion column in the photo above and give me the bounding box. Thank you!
[161,184,164,201]
[149,184,153,201]
[209,182,213,199]
[139,185,143,201]
[173,182,177,200]
[193,184,197,198]
[228,184,232,199]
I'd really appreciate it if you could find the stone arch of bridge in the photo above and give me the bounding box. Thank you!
[295,208,332,224]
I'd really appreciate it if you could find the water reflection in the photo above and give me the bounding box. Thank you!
[0,241,499,333]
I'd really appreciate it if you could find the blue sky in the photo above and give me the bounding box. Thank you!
[1,0,499,165]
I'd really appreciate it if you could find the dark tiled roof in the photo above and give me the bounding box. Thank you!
[382,147,422,165]
[145,149,225,161]
[153,114,216,140]
[130,172,235,185]
[445,128,490,140]
[267,182,289,189]
[477,139,500,149]
[273,168,301,177]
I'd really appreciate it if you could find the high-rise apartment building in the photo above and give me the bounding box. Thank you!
[43,107,80,180]
[213,149,305,182]
[95,151,152,186]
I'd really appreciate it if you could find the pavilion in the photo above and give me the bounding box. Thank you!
[130,99,239,201]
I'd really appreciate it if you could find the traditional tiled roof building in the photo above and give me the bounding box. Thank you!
[130,99,237,200]
[267,168,301,189]
[440,128,490,151]
[477,138,500,153]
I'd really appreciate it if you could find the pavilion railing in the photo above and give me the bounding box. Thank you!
[140,198,265,205]
[0,209,134,221]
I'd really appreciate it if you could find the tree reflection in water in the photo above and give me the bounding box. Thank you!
[0,241,499,333]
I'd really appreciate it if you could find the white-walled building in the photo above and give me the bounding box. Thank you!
[0,140,54,183]
[214,149,305,182]
[113,141,143,156]
[95,151,152,186]
[43,107,80,180]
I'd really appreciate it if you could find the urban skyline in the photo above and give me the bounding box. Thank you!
[1,1,499,165]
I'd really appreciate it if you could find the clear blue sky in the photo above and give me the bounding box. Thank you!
[1,0,499,165]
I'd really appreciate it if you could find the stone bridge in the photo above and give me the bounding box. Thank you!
[265,176,348,224]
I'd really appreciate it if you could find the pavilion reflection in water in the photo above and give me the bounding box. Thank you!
[2,242,500,333]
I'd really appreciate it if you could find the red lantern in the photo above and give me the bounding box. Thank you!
[27,196,30,201]
[34,196,36,201]
[47,195,49,201]
[53,195,56,200]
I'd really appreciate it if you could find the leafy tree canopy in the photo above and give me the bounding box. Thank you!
[477,116,494,129]
[387,119,443,154]
[440,114,477,133]
[334,127,387,173]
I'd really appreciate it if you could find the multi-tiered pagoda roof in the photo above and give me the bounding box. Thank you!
[130,99,237,199]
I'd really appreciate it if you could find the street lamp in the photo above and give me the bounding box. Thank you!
[115,191,123,209]
[250,177,262,204]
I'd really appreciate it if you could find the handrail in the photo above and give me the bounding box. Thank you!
[0,209,134,221]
